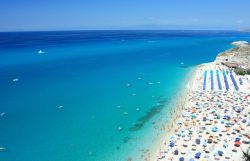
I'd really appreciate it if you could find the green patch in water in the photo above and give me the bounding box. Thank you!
[123,136,130,143]
[128,99,169,132]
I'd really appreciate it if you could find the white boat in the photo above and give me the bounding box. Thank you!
[0,147,6,151]
[117,126,123,131]
[38,50,44,54]
[126,83,131,87]
[57,105,63,109]
[0,112,5,117]
[12,78,19,82]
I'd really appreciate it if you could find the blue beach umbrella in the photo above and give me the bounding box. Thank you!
[195,152,201,159]
[218,150,223,156]
[196,139,201,144]
[174,149,179,155]
[170,142,175,148]
[212,127,218,132]
[235,138,241,142]
[179,157,184,161]
[191,114,196,119]
[189,158,194,161]
[223,142,228,148]
[169,135,175,140]
[203,141,208,147]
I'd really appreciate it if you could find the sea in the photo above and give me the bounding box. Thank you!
[0,30,250,161]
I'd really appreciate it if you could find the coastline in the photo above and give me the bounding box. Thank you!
[148,66,199,161]
[153,58,250,160]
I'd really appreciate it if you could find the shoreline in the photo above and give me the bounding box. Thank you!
[152,60,250,160]
[148,66,199,161]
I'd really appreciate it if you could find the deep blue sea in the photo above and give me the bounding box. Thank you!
[0,30,250,161]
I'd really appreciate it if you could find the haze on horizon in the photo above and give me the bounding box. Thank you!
[1,0,250,31]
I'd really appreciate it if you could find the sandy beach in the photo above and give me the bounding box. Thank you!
[153,62,250,161]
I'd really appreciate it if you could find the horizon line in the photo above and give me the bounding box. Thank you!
[0,28,245,33]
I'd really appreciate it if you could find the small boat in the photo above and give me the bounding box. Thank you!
[0,147,6,151]
[57,105,63,109]
[12,78,19,82]
[0,112,5,117]
[126,83,132,87]
[38,50,44,54]
[117,126,123,131]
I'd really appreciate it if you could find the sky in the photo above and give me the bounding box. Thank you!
[0,0,250,31]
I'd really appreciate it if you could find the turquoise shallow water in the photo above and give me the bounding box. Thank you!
[0,31,250,161]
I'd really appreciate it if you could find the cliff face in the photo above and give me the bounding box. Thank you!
[216,41,250,69]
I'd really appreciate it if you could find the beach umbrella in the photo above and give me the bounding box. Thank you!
[212,127,218,132]
[195,139,201,144]
[195,152,201,159]
[203,141,208,147]
[234,141,241,147]
[174,149,179,155]
[189,158,194,161]
[235,137,241,142]
[169,135,175,140]
[179,157,184,161]
[169,142,175,148]
[242,119,247,123]
[223,142,228,148]
[218,150,223,156]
